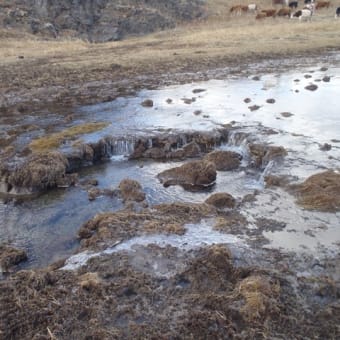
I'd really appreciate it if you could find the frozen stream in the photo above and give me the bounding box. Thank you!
[1,57,340,269]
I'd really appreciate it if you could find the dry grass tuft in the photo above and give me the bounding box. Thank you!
[78,272,101,290]
[238,275,280,321]
[143,221,186,235]
[293,170,340,212]
[29,122,108,152]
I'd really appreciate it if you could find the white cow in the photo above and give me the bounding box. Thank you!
[291,8,313,20]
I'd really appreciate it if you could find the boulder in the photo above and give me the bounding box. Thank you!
[157,160,216,190]
[204,151,241,171]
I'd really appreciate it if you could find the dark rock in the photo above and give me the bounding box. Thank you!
[322,76,331,83]
[248,105,260,111]
[244,98,251,103]
[304,74,312,79]
[166,98,173,104]
[193,110,202,115]
[305,84,318,91]
[319,143,332,151]
[280,112,293,118]
[182,97,196,104]
[192,88,206,94]
[266,98,276,104]
[141,99,154,107]
[320,67,328,71]
[252,76,260,81]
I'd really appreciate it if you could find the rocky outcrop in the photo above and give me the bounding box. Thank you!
[1,0,206,42]
[157,160,217,190]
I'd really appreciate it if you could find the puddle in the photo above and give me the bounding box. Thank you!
[1,56,340,268]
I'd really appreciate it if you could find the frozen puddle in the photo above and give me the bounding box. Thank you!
[62,219,242,271]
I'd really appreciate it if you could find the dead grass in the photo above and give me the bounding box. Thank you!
[0,2,339,100]
[238,275,280,321]
[29,122,109,152]
[293,170,340,212]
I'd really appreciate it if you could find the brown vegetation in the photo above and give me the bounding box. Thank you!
[292,170,340,212]
[157,160,217,189]
[0,151,69,194]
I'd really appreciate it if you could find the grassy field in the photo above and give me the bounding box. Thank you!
[0,0,339,105]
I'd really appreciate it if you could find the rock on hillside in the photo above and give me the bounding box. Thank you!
[0,0,206,42]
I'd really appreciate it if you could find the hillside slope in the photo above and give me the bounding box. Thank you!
[0,0,205,41]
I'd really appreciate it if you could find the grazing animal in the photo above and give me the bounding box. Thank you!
[273,0,289,5]
[261,9,277,16]
[277,7,292,16]
[292,8,313,19]
[303,3,315,12]
[230,4,248,15]
[247,3,258,12]
[304,0,313,3]
[256,12,267,19]
[336,6,340,17]
[315,0,331,9]
[289,1,299,8]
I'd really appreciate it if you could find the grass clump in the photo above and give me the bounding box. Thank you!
[29,122,109,152]
[293,170,340,212]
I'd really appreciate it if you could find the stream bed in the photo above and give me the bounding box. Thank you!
[1,56,340,269]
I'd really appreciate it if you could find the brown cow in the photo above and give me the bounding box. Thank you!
[261,9,277,16]
[256,12,267,19]
[277,7,292,16]
[273,0,289,5]
[316,1,331,9]
[230,5,249,14]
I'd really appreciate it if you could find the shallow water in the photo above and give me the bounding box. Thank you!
[1,57,340,268]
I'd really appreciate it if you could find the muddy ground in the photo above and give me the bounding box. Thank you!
[1,27,340,339]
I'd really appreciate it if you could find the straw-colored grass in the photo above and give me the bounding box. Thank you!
[29,122,109,152]
[0,1,339,92]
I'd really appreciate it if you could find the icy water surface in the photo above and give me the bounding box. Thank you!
[1,58,340,268]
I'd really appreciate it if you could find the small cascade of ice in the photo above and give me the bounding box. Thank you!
[61,219,242,271]
[110,138,135,160]
[245,160,276,190]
